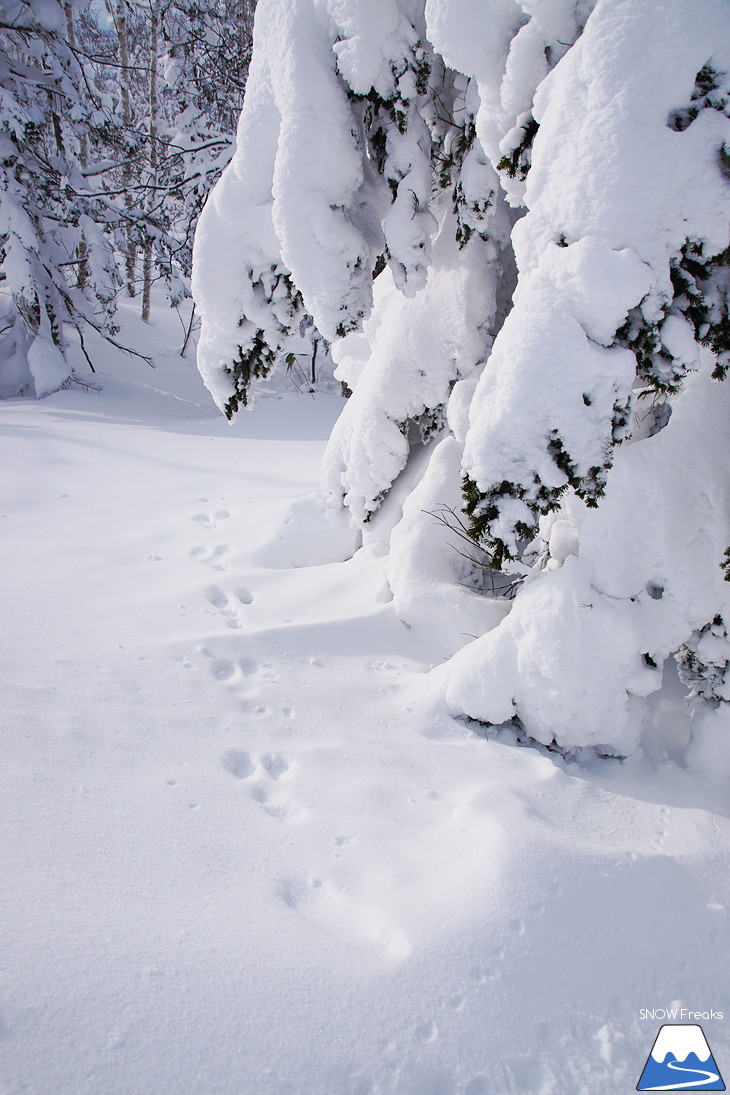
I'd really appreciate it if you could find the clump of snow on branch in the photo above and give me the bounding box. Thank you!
[322,204,505,522]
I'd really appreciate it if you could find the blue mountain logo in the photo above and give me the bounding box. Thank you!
[638,1024,725,1090]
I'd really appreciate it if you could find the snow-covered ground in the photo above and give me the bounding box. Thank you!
[1,302,729,1095]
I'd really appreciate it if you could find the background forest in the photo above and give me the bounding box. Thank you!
[0,0,255,397]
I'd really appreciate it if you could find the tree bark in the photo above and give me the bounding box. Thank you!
[64,1,89,289]
[111,0,136,297]
[141,0,159,322]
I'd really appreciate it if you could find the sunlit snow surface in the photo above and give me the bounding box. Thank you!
[1,301,729,1094]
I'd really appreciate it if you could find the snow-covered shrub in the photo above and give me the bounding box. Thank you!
[677,616,730,709]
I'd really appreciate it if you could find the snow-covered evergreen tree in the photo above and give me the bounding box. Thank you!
[192,0,504,421]
[193,0,730,767]
[437,0,730,762]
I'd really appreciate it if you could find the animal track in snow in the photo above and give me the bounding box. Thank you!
[199,644,260,685]
[192,508,230,531]
[414,1019,439,1044]
[221,749,304,821]
[191,543,230,571]
[370,658,397,672]
[239,699,270,717]
[204,585,240,627]
[205,586,230,610]
[654,803,670,851]
[203,585,253,628]
[210,660,237,682]
[260,752,289,780]
[223,750,255,780]
[331,834,353,859]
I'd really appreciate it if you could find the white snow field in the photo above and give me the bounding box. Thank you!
[1,303,729,1095]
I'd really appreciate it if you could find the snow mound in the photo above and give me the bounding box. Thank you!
[252,492,361,569]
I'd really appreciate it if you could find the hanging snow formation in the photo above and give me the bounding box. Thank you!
[193,0,730,767]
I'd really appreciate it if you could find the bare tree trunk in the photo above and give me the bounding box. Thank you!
[64,1,89,289]
[180,303,196,357]
[242,0,256,83]
[111,0,137,297]
[141,0,159,323]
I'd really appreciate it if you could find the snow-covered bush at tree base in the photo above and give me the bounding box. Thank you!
[193,0,730,766]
